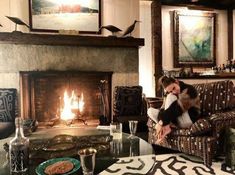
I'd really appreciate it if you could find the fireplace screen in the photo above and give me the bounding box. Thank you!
[20,71,112,126]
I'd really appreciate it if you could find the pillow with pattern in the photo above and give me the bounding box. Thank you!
[190,118,212,136]
[113,86,142,116]
[0,89,17,122]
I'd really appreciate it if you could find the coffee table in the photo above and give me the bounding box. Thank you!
[0,127,154,175]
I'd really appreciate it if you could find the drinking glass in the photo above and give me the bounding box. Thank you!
[129,137,139,157]
[78,148,97,175]
[129,120,138,136]
[110,139,123,157]
[110,122,122,140]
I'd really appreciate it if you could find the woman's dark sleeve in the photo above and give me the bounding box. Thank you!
[184,84,198,98]
[188,107,200,123]
[158,100,183,126]
[184,84,201,123]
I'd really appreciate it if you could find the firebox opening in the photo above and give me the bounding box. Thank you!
[20,71,112,128]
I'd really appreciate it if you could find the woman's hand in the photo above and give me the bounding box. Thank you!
[155,120,163,137]
[155,120,172,144]
[155,123,164,143]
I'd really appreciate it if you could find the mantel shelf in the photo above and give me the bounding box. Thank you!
[0,32,145,47]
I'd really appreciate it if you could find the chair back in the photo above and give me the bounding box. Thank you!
[193,80,234,116]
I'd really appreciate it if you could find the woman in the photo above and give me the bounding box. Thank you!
[147,76,200,143]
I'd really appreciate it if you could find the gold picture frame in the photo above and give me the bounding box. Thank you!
[173,11,216,67]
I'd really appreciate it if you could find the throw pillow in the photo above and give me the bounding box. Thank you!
[0,89,17,122]
[113,86,142,116]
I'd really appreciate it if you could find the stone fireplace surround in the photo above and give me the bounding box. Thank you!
[0,32,144,123]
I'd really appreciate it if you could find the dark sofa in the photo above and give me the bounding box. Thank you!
[147,80,235,166]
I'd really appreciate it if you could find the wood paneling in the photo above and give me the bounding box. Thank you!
[228,9,233,60]
[151,1,162,96]
[161,0,235,9]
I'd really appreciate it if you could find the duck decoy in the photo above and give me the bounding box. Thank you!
[99,25,122,36]
[122,20,140,37]
[5,16,29,31]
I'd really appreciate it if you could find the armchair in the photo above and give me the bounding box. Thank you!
[112,86,148,132]
[147,80,235,166]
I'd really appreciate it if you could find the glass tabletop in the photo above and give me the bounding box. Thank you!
[0,128,154,175]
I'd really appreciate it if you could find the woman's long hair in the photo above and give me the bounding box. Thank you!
[157,76,176,91]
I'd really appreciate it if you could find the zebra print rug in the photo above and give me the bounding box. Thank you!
[100,153,235,175]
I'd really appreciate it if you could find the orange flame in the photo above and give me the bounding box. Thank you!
[60,90,85,121]
[78,93,84,112]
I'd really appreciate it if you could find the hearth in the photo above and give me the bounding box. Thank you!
[20,71,112,127]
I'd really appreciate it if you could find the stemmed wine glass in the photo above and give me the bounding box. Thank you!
[129,120,138,138]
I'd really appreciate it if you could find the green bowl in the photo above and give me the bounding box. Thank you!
[35,157,80,175]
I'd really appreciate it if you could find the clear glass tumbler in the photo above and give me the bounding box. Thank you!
[110,122,122,140]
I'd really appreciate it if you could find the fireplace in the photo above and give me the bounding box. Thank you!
[20,71,112,127]
[0,34,142,127]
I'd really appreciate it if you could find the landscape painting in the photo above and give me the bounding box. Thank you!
[29,0,101,34]
[173,11,216,67]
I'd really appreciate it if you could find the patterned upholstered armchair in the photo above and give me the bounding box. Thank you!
[147,80,235,166]
[0,88,17,139]
[113,86,148,132]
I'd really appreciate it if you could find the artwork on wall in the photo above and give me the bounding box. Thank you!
[29,0,101,34]
[173,11,216,67]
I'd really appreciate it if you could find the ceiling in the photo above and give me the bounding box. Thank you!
[161,0,235,9]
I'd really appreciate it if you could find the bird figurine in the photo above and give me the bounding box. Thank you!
[122,20,140,37]
[99,25,122,36]
[5,16,29,31]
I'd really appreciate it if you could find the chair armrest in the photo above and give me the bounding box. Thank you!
[207,110,235,138]
[145,97,163,109]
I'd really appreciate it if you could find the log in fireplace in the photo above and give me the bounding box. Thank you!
[20,71,112,127]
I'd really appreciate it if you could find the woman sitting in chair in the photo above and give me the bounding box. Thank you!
[147,76,201,143]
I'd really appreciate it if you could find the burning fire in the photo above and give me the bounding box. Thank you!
[78,93,84,112]
[60,90,84,121]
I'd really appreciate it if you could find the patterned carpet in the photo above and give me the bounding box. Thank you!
[100,154,235,175]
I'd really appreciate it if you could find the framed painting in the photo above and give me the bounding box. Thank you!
[173,11,216,67]
[29,0,101,34]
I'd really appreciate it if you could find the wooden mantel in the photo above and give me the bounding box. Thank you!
[0,32,144,47]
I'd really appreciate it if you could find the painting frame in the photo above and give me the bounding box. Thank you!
[29,0,101,34]
[173,11,216,68]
